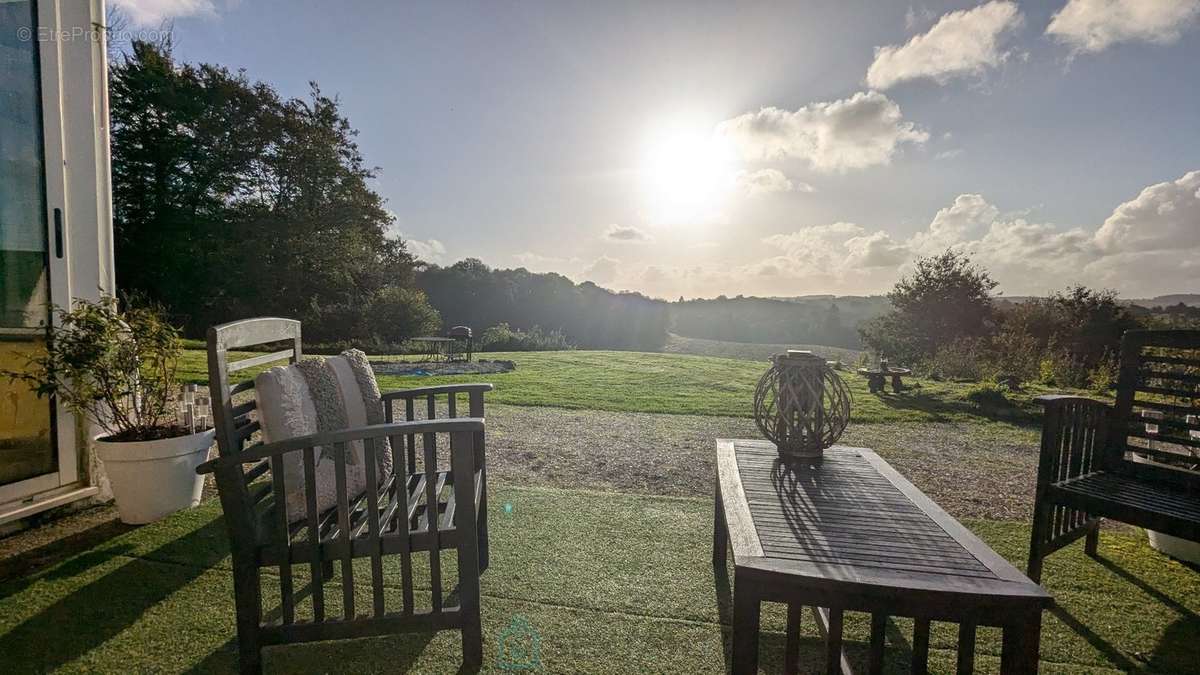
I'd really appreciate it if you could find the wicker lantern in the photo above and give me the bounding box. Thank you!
[753,350,851,459]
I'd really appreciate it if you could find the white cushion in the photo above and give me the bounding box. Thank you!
[255,353,393,523]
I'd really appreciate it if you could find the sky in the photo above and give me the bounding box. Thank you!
[114,0,1200,299]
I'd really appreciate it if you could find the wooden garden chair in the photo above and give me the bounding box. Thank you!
[197,317,493,673]
[1027,329,1199,582]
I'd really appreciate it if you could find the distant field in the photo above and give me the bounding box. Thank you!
[180,347,1061,426]
[662,333,863,364]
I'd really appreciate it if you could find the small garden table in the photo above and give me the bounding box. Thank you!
[713,439,1052,674]
[857,366,911,393]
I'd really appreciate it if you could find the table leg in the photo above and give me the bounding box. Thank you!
[785,603,802,675]
[713,482,727,566]
[891,374,902,393]
[732,580,760,675]
[1000,612,1042,675]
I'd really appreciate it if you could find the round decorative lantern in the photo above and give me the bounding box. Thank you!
[753,350,851,459]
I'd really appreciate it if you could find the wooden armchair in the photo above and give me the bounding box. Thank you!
[1027,330,1200,582]
[198,318,493,674]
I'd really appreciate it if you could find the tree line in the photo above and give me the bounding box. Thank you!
[417,260,668,351]
[858,250,1197,389]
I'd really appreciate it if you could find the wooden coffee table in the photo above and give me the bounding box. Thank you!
[713,439,1052,674]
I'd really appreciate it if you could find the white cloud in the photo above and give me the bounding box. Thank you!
[716,91,929,173]
[845,231,910,268]
[755,222,910,280]
[110,0,217,27]
[1047,0,1200,54]
[603,224,653,243]
[404,237,447,264]
[1094,170,1200,252]
[867,1,1024,89]
[735,169,811,196]
[582,256,620,284]
[908,193,999,255]
[935,148,964,160]
[902,170,1200,295]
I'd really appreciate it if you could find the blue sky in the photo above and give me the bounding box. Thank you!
[118,0,1200,298]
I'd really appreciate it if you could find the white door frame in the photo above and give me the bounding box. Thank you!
[0,0,111,517]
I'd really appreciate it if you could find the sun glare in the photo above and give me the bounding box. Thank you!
[640,122,735,225]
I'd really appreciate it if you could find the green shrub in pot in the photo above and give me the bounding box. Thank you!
[3,296,214,523]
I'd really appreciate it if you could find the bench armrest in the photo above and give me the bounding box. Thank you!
[1035,394,1107,407]
[197,418,484,475]
[1036,396,1111,484]
[381,383,494,402]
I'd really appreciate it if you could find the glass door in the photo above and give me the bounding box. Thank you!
[0,0,68,503]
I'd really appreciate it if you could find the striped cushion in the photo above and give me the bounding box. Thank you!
[255,350,392,522]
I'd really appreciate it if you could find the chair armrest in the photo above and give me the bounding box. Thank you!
[197,418,484,474]
[381,383,494,402]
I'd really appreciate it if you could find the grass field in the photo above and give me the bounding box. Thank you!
[180,347,1070,426]
[663,333,864,364]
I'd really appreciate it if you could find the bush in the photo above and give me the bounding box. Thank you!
[926,337,993,381]
[964,382,1010,410]
[1088,354,1119,394]
[365,286,441,345]
[1039,349,1088,388]
[478,323,573,352]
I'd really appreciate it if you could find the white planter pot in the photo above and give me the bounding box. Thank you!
[1130,451,1200,563]
[94,428,216,524]
[1146,530,1200,564]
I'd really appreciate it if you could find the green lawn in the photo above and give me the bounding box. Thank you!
[2,486,1196,673]
[179,348,1074,426]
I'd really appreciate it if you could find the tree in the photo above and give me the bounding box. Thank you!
[859,250,997,364]
[109,42,438,344]
[998,285,1140,384]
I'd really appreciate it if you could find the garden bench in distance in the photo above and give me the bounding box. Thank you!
[714,439,1052,675]
[199,317,493,674]
[1027,329,1200,582]
[856,366,911,394]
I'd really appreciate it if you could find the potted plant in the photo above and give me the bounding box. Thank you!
[3,296,213,524]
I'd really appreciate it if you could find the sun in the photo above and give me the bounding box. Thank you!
[640,121,736,225]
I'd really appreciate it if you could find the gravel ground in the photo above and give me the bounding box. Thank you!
[484,403,1043,521]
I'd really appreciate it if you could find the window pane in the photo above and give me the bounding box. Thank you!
[1,0,49,330]
[0,0,56,487]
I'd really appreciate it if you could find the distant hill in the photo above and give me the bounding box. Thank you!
[997,294,1200,309]
[669,295,889,349]
[1127,294,1200,308]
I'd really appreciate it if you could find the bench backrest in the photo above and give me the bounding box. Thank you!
[1110,329,1200,486]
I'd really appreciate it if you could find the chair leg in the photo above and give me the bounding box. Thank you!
[1084,520,1100,558]
[232,560,264,675]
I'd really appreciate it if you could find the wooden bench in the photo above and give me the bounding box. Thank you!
[199,318,493,673]
[1027,329,1200,583]
[857,367,911,394]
